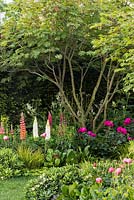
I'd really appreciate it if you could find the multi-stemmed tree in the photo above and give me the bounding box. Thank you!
[0,0,133,132]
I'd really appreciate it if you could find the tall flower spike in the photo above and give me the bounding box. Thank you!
[33,116,39,138]
[10,124,14,135]
[48,112,52,127]
[0,122,5,134]
[45,119,51,140]
[20,112,26,140]
[60,113,64,125]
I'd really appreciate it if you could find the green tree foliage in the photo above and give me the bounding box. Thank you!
[0,0,133,131]
[90,0,134,92]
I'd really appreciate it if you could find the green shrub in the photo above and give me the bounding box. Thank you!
[126,140,134,158]
[25,165,81,200]
[17,144,44,169]
[0,148,23,179]
[25,158,134,200]
[88,118,134,158]
[89,130,128,158]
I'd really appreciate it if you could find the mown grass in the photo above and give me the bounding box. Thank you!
[0,176,32,200]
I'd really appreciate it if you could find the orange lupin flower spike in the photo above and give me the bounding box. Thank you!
[20,112,26,140]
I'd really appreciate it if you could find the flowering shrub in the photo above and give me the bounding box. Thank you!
[25,158,134,199]
[74,127,96,151]
[89,117,134,158]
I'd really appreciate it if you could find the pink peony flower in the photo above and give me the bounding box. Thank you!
[78,127,87,133]
[108,167,115,173]
[104,120,114,127]
[96,177,102,183]
[87,131,96,137]
[115,168,122,175]
[117,126,127,135]
[40,133,46,138]
[124,118,131,126]
[3,135,9,141]
[123,158,132,164]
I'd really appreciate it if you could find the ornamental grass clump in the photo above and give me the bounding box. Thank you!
[17,144,44,169]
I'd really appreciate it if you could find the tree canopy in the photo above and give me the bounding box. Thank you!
[0,0,134,130]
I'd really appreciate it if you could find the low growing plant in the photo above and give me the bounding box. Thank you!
[0,148,23,179]
[25,165,81,200]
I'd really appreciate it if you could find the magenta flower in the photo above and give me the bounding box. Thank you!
[108,167,115,173]
[115,168,122,175]
[104,120,114,127]
[117,126,127,135]
[87,131,96,137]
[123,158,132,164]
[127,136,134,141]
[124,118,131,126]
[96,177,102,183]
[78,127,87,133]
[40,133,46,138]
[3,135,9,141]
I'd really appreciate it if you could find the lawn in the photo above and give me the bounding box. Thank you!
[0,176,32,200]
